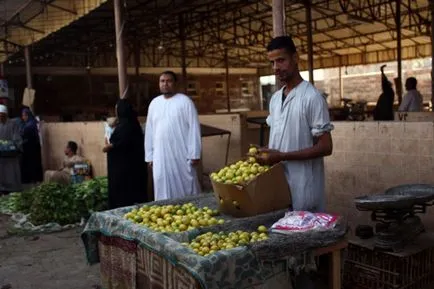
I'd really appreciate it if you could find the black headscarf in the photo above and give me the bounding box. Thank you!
[116,99,137,122]
[110,99,142,145]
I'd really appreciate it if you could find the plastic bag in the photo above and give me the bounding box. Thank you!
[271,211,340,234]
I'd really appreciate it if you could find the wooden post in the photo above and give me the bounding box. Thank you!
[396,0,402,104]
[114,0,128,99]
[305,0,314,84]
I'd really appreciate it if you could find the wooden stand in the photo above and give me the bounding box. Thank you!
[315,239,348,289]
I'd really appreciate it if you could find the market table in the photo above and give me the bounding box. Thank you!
[82,194,347,289]
[246,117,267,147]
[200,124,231,165]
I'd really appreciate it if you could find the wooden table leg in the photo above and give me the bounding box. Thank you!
[329,250,341,289]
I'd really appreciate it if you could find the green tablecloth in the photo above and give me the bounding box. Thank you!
[81,194,346,289]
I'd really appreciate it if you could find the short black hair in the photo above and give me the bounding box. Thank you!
[406,77,417,89]
[266,36,297,54]
[160,71,177,82]
[67,141,78,154]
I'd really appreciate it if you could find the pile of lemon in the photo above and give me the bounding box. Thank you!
[124,203,224,232]
[210,147,270,185]
[182,225,269,256]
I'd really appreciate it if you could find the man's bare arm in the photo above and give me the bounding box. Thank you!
[257,132,333,165]
[281,132,332,161]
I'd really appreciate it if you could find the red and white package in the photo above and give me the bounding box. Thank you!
[271,211,340,234]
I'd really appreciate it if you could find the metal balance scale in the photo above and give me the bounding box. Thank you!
[354,184,434,252]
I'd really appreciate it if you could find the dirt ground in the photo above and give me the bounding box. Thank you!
[0,214,100,289]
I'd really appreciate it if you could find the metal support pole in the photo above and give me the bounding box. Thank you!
[134,39,141,110]
[225,48,230,112]
[305,0,314,84]
[431,0,434,110]
[339,66,343,105]
[24,46,32,89]
[114,0,128,99]
[272,0,285,37]
[179,14,188,94]
[396,0,402,105]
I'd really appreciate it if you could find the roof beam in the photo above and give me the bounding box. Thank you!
[42,1,77,15]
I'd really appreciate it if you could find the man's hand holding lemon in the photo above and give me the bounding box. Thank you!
[255,148,282,166]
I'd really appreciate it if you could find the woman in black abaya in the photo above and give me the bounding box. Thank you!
[103,99,147,209]
[20,108,43,183]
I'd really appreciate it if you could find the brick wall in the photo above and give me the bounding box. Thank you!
[6,74,260,117]
[241,121,434,230]
[318,66,432,106]
[40,121,107,177]
[327,122,434,230]
[40,118,434,230]
[39,114,243,178]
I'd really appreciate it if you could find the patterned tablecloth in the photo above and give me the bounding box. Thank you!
[82,194,346,289]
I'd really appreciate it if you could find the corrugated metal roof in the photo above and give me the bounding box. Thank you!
[0,0,108,62]
[3,0,433,70]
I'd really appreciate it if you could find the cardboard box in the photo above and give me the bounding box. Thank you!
[211,162,291,217]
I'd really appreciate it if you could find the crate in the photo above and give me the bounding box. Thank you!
[344,234,434,289]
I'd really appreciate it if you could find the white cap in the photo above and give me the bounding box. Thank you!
[0,104,7,114]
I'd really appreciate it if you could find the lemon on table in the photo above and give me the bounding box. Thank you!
[257,225,268,233]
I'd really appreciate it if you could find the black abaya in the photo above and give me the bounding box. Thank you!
[20,110,43,183]
[373,73,395,121]
[107,99,147,209]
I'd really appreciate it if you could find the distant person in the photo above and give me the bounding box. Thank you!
[104,116,118,145]
[20,107,43,184]
[103,99,147,209]
[399,77,423,112]
[0,104,22,193]
[373,65,395,120]
[145,71,201,201]
[44,141,84,184]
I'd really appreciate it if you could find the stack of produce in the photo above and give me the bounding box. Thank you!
[0,177,108,225]
[182,225,269,256]
[210,146,270,185]
[124,203,225,232]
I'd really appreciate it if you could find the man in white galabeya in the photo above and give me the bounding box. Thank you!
[257,35,334,212]
[398,77,423,112]
[256,35,334,289]
[145,71,202,201]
